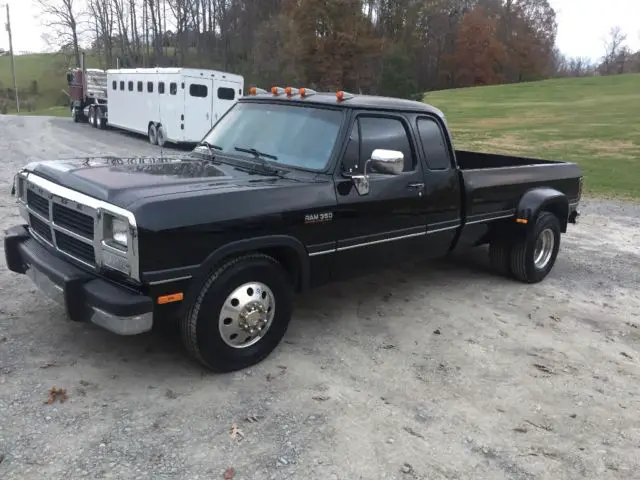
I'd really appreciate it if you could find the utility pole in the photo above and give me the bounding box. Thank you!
[4,4,20,112]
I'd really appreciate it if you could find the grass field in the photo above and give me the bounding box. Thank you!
[426,74,640,199]
[0,52,102,110]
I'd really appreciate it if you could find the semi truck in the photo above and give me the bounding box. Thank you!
[66,56,244,146]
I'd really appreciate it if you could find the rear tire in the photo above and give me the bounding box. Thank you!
[489,238,513,276]
[510,211,561,283]
[156,124,166,147]
[72,108,80,123]
[148,123,158,145]
[180,254,293,372]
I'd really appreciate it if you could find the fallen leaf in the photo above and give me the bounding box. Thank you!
[312,395,330,402]
[223,467,236,479]
[550,314,561,322]
[229,424,244,440]
[40,362,57,369]
[45,386,68,404]
[620,352,633,360]
[433,329,441,335]
[513,426,528,433]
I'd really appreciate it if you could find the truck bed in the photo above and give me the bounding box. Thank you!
[455,149,582,223]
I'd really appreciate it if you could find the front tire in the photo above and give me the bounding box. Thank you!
[180,254,293,372]
[510,211,561,283]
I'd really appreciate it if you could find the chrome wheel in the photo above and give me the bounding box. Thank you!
[533,228,554,269]
[218,282,276,349]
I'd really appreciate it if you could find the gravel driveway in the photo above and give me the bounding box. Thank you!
[1,115,639,480]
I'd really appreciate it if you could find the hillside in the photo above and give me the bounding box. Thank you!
[0,52,102,111]
[426,74,640,198]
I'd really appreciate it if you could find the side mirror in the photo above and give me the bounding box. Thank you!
[370,149,404,175]
[351,149,404,196]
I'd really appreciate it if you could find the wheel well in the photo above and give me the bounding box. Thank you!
[257,246,302,292]
[541,202,568,232]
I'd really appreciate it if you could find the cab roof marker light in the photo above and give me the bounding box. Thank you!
[336,90,355,102]
[271,86,285,96]
[285,87,300,97]
[299,88,316,97]
[248,87,267,95]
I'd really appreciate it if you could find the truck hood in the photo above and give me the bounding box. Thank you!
[22,154,310,208]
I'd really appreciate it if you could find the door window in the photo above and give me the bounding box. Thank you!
[358,116,416,172]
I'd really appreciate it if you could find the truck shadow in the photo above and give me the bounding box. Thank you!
[34,246,500,380]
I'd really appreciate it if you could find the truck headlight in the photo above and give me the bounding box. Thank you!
[104,214,128,251]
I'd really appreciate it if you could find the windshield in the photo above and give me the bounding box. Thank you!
[197,102,344,171]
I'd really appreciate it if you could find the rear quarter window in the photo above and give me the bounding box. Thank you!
[416,117,451,170]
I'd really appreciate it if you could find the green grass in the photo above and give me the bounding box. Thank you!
[425,74,640,199]
[0,52,102,110]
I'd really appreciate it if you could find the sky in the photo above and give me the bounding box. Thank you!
[1,0,639,61]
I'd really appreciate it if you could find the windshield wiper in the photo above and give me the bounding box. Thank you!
[197,141,222,157]
[234,146,278,161]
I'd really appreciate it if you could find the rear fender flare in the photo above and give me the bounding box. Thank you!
[516,187,569,232]
[186,235,311,304]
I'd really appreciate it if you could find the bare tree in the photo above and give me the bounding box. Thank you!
[35,0,86,67]
[601,25,627,75]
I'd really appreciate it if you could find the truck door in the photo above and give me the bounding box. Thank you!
[331,112,431,280]
[184,77,214,141]
[213,78,240,124]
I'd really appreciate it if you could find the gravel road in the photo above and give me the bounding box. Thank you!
[1,115,639,480]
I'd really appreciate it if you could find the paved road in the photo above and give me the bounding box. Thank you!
[1,115,639,479]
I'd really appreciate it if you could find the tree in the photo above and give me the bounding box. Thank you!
[600,26,627,75]
[35,0,85,67]
[444,6,507,87]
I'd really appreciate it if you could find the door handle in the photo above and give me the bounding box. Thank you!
[407,182,425,190]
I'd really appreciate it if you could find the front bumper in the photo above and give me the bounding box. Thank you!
[4,225,153,335]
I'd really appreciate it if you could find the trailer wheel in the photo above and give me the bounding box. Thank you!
[180,254,293,372]
[97,109,107,130]
[148,123,158,145]
[510,211,561,284]
[156,124,166,147]
[72,108,80,123]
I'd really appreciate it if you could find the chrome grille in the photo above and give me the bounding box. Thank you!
[21,179,98,268]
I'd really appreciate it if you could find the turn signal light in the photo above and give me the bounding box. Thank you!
[157,292,184,305]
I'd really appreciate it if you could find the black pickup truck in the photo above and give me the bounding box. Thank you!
[4,87,583,372]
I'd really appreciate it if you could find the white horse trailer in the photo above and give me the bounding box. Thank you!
[104,67,244,146]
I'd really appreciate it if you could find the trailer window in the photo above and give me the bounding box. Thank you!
[128,81,133,91]
[120,81,125,91]
[189,84,208,98]
[170,83,177,95]
[112,81,116,90]
[217,87,235,100]
[416,117,451,170]
[137,81,143,92]
[147,82,154,93]
[158,82,165,94]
